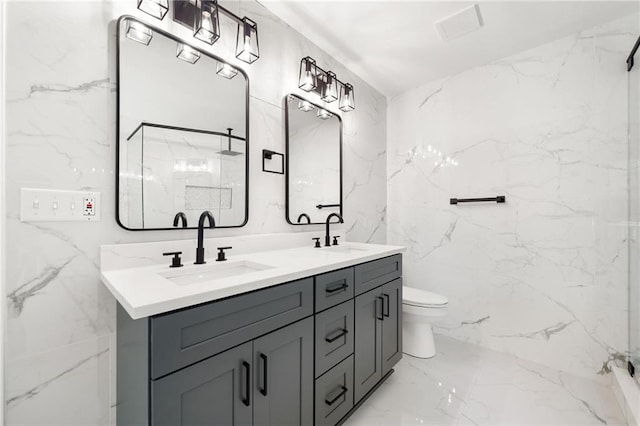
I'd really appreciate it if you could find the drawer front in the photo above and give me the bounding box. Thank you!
[315,301,354,377]
[354,254,402,295]
[150,278,314,379]
[315,355,354,426]
[315,268,354,312]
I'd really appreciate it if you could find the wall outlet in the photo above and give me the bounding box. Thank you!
[20,188,101,222]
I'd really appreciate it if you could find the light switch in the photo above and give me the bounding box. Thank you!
[20,188,101,222]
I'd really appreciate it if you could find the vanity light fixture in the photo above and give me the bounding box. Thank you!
[297,56,355,112]
[317,109,332,120]
[298,100,314,112]
[126,20,153,45]
[176,42,201,64]
[236,18,260,64]
[339,83,355,112]
[298,57,317,92]
[194,0,220,45]
[216,62,238,79]
[321,71,338,103]
[170,0,260,64]
[137,0,169,20]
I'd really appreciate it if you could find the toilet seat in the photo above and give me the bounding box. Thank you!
[403,286,448,308]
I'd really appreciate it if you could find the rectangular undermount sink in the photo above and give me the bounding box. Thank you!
[160,260,274,286]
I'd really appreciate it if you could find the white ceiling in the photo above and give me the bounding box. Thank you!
[259,1,639,97]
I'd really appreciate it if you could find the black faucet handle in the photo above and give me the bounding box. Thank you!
[216,246,232,262]
[312,238,321,248]
[163,251,183,268]
[332,236,340,246]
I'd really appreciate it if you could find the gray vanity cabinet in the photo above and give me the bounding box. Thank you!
[381,278,403,375]
[117,254,402,426]
[151,317,313,426]
[354,286,384,402]
[253,317,314,426]
[353,256,403,403]
[151,342,253,426]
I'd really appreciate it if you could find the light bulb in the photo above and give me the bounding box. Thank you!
[202,11,213,32]
[298,100,314,112]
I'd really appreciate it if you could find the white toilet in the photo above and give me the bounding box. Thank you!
[402,286,448,358]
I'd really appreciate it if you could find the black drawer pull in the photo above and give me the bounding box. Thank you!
[259,353,268,396]
[376,296,384,320]
[242,361,250,406]
[325,283,348,294]
[383,293,390,317]
[325,386,348,406]
[325,328,348,343]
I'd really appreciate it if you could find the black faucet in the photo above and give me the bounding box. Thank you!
[324,213,343,247]
[173,212,188,228]
[297,213,311,224]
[195,211,216,265]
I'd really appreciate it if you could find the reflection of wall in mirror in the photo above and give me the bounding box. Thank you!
[289,109,340,223]
[124,126,246,228]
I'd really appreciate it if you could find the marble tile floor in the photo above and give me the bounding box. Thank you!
[345,335,626,426]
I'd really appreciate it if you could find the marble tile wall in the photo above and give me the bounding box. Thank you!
[387,15,638,381]
[3,0,386,423]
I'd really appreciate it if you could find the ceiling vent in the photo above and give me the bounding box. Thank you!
[434,4,483,41]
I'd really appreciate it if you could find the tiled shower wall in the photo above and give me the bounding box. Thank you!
[3,1,386,423]
[387,14,638,381]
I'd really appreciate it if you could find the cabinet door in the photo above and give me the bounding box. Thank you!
[253,317,314,426]
[382,278,402,375]
[151,342,253,426]
[354,287,383,403]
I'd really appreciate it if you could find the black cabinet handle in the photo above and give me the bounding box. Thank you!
[325,386,348,406]
[376,297,384,321]
[259,353,268,396]
[242,361,250,406]
[326,283,348,294]
[325,329,348,343]
[383,294,390,317]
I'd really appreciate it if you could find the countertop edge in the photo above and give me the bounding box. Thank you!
[105,246,405,319]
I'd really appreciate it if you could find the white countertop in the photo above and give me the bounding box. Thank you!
[100,242,404,319]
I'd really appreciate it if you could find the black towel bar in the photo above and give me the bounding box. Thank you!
[450,196,505,205]
[316,204,340,209]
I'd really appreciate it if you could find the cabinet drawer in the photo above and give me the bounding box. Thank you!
[315,267,354,312]
[354,254,402,295]
[150,278,314,379]
[315,301,354,377]
[315,355,354,426]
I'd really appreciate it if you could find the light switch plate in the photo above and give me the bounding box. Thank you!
[20,188,101,222]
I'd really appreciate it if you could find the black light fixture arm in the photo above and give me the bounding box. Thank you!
[215,2,246,26]
[172,0,245,28]
[304,56,349,92]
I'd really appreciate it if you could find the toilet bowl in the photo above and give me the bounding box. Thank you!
[402,286,448,359]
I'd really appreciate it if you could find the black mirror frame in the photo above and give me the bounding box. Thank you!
[284,93,343,226]
[114,15,250,231]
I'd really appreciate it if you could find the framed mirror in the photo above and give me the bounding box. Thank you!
[285,94,342,225]
[116,16,249,230]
